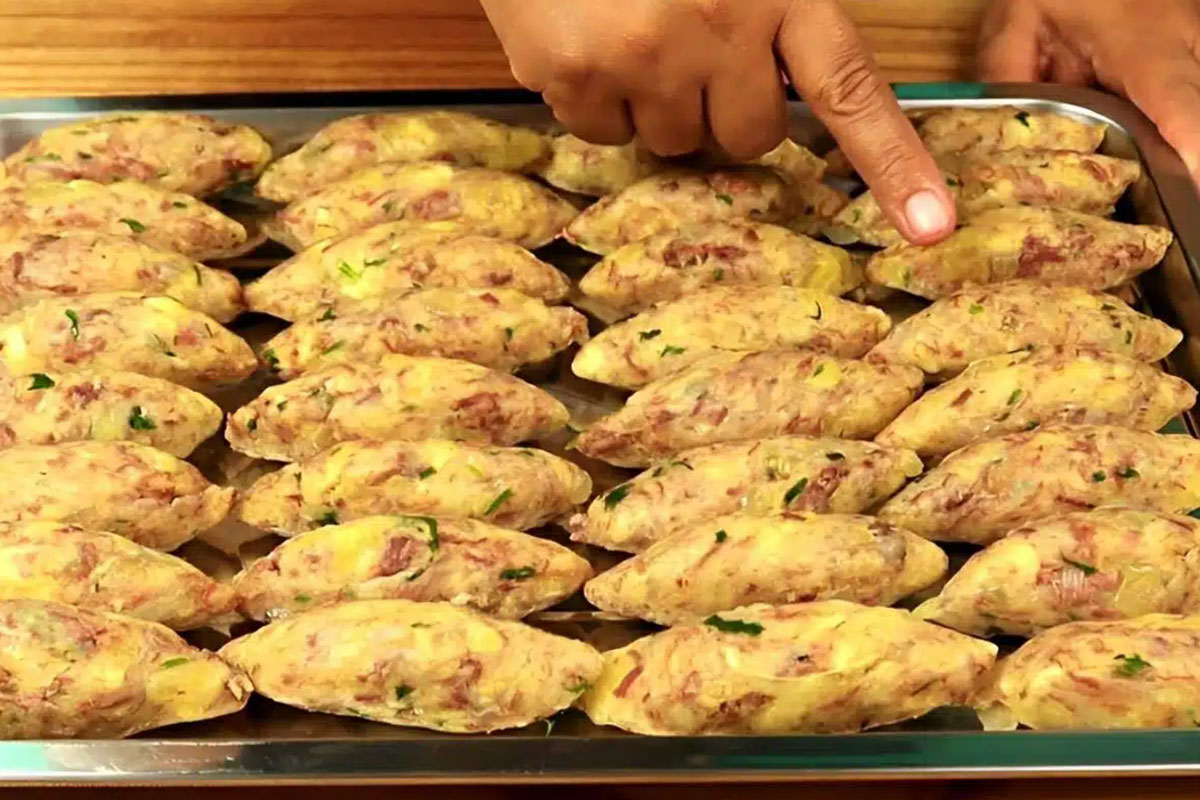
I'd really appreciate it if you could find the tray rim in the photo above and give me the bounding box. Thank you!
[0,82,1198,784]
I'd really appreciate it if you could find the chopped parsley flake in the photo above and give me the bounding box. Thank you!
[704,614,763,636]
[1118,467,1140,479]
[1125,330,1134,345]
[850,208,862,223]
[319,307,337,321]
[119,218,146,233]
[1007,388,1022,405]
[1062,556,1097,576]
[1092,471,1107,482]
[247,418,258,431]
[714,529,727,543]
[418,466,437,479]
[565,679,591,694]
[321,340,345,355]
[504,326,514,341]
[826,452,845,461]
[968,303,984,315]
[712,268,724,281]
[128,406,156,431]
[783,477,809,505]
[1014,110,1031,127]
[314,510,339,526]
[363,257,388,267]
[604,485,631,509]
[172,200,188,209]
[1112,653,1151,678]
[414,323,430,333]
[64,309,80,339]
[638,329,662,342]
[812,364,825,377]
[395,685,414,701]
[484,488,513,515]
[262,349,280,370]
[28,373,54,390]
[660,345,685,357]
[499,566,536,581]
[715,193,734,205]
[1025,420,1040,430]
[294,593,312,603]
[337,260,360,280]
[160,657,190,669]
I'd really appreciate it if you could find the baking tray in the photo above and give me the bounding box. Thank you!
[0,83,1198,784]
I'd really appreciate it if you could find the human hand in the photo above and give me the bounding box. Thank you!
[980,0,1200,188]
[480,0,956,243]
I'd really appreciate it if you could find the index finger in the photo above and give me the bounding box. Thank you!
[776,0,956,244]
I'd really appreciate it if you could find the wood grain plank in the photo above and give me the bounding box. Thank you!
[0,0,986,97]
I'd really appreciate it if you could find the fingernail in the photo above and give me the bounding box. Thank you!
[904,190,953,239]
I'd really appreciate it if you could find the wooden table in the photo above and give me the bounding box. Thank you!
[0,1,1196,796]
[0,0,984,96]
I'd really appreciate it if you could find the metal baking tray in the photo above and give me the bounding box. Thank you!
[0,84,1198,785]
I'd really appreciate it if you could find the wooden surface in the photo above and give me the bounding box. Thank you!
[1,2,1195,798]
[0,0,986,97]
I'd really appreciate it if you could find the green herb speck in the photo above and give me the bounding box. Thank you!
[826,452,844,461]
[294,593,312,603]
[321,340,346,355]
[565,679,591,694]
[499,565,536,581]
[418,467,437,479]
[660,345,685,357]
[1113,653,1151,678]
[1125,330,1133,345]
[1062,556,1097,576]
[704,614,763,636]
[484,488,513,515]
[337,260,360,280]
[783,477,809,505]
[604,485,631,509]
[172,200,188,209]
[715,193,734,205]
[638,329,661,342]
[504,326,514,341]
[712,268,724,281]
[1014,110,1031,128]
[128,406,156,431]
[1118,466,1140,479]
[1092,471,1107,482]
[64,309,80,339]
[160,657,190,669]
[400,515,439,552]
[715,529,727,543]
[262,349,280,370]
[314,510,339,526]
[1007,388,1022,405]
[119,218,146,233]
[395,685,413,701]
[969,304,984,315]
[319,307,337,321]
[28,373,54,390]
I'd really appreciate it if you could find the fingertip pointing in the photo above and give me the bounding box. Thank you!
[903,189,956,244]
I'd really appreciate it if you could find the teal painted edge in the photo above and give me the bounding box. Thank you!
[709,730,1200,772]
[893,82,986,100]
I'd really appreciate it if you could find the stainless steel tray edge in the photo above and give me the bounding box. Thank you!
[0,84,1197,784]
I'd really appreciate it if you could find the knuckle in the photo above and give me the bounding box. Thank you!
[813,55,885,121]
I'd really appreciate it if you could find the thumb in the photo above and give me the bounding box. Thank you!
[978,0,1043,81]
[777,0,955,244]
